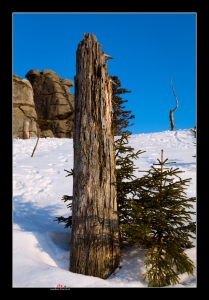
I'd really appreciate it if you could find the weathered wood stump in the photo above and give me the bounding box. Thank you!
[69,34,120,279]
[23,120,30,139]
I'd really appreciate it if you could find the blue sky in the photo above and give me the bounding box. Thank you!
[12,12,196,134]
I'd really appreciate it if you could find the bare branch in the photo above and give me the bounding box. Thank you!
[169,78,179,131]
[170,78,179,111]
[31,131,40,157]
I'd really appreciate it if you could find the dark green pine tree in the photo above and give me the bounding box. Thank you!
[114,132,146,247]
[120,149,196,287]
[53,169,73,228]
[111,76,135,136]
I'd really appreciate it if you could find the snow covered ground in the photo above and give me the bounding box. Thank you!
[13,129,196,288]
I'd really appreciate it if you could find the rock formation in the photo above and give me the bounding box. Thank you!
[13,74,38,138]
[25,69,74,138]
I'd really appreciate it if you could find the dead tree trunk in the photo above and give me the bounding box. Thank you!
[70,33,120,279]
[23,120,30,139]
[31,131,40,157]
[169,78,178,131]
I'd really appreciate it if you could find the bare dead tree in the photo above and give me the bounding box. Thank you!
[169,78,179,131]
[31,131,40,157]
[69,33,120,279]
[23,120,30,139]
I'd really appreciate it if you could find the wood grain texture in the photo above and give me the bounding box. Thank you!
[70,34,120,279]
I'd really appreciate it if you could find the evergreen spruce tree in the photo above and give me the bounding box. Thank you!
[111,76,135,135]
[53,169,73,228]
[114,132,146,246]
[120,149,196,287]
